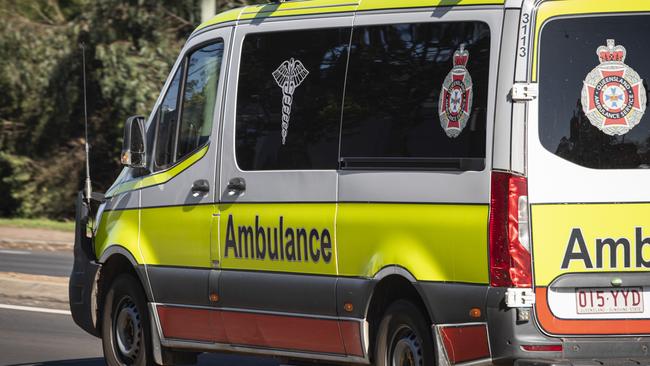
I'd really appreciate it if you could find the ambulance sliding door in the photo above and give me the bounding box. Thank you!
[216,17,351,354]
[336,9,500,295]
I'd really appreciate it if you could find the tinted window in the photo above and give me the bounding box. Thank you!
[154,65,183,170]
[235,28,350,170]
[177,41,224,159]
[340,22,490,170]
[539,16,650,169]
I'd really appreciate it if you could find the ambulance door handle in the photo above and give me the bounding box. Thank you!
[191,179,210,193]
[227,177,246,195]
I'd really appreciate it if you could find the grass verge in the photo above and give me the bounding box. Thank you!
[0,218,74,232]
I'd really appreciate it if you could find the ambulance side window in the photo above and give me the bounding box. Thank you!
[154,64,183,171]
[152,40,224,171]
[340,21,490,170]
[235,28,350,171]
[177,41,224,159]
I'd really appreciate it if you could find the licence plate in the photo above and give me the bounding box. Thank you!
[575,287,644,314]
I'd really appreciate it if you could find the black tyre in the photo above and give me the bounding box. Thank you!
[374,300,435,366]
[101,274,153,366]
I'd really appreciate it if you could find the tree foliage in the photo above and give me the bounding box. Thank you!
[0,0,260,219]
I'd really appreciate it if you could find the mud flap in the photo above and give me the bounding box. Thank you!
[69,191,101,337]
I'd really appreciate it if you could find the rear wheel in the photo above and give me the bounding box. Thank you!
[101,274,153,366]
[374,300,435,366]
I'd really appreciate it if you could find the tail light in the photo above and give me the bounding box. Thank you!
[489,171,531,287]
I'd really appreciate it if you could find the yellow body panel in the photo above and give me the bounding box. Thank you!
[95,199,143,263]
[532,0,650,81]
[532,203,650,286]
[139,204,215,268]
[337,203,489,283]
[96,199,488,283]
[218,203,337,276]
[197,0,505,31]
[105,145,209,198]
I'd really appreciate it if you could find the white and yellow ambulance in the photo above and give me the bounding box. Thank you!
[69,1,650,365]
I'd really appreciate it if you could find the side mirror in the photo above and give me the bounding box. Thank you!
[121,115,147,168]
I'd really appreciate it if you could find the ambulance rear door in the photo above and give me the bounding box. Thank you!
[527,2,650,336]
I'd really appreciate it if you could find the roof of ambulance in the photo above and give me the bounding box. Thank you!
[195,0,506,31]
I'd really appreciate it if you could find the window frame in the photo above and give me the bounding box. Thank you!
[151,38,225,173]
[230,18,493,174]
[338,19,491,172]
[527,12,650,204]
[233,26,351,172]
[336,8,501,204]
[536,13,650,170]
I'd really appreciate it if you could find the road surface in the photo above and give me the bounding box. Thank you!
[0,249,72,277]
[0,307,280,366]
[0,245,282,366]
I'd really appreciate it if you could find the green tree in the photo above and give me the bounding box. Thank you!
[0,0,261,219]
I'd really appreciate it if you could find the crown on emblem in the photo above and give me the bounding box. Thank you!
[453,44,469,67]
[597,39,626,63]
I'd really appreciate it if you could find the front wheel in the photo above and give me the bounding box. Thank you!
[101,274,153,366]
[374,300,435,366]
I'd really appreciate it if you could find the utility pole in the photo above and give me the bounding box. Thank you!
[201,0,217,23]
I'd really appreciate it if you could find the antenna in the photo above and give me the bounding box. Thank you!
[81,43,92,204]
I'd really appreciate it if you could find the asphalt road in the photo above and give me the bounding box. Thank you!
[0,249,73,277]
[0,308,280,366]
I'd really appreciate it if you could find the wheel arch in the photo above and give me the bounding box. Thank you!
[366,266,435,322]
[364,266,435,360]
[96,245,152,333]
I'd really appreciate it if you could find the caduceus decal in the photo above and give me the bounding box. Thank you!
[272,58,309,145]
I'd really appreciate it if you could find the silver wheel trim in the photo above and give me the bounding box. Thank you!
[114,297,142,361]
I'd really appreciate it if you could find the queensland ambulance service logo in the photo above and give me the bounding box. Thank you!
[273,58,309,145]
[439,44,473,138]
[581,39,647,136]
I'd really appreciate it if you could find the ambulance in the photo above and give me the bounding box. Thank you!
[68,1,650,365]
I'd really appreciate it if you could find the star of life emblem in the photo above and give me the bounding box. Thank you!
[581,39,647,136]
[439,44,473,138]
[272,58,309,145]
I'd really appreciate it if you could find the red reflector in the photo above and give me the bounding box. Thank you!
[521,344,563,352]
[489,171,531,287]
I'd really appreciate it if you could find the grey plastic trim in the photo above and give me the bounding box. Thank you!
[486,287,561,363]
[419,282,489,324]
[510,0,535,175]
[149,302,165,365]
[156,302,361,322]
[219,269,338,317]
[372,266,417,283]
[492,8,520,172]
[549,272,650,289]
[146,266,212,307]
[98,245,139,266]
[161,338,369,365]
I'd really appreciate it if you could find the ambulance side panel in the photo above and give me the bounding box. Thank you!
[336,6,501,329]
